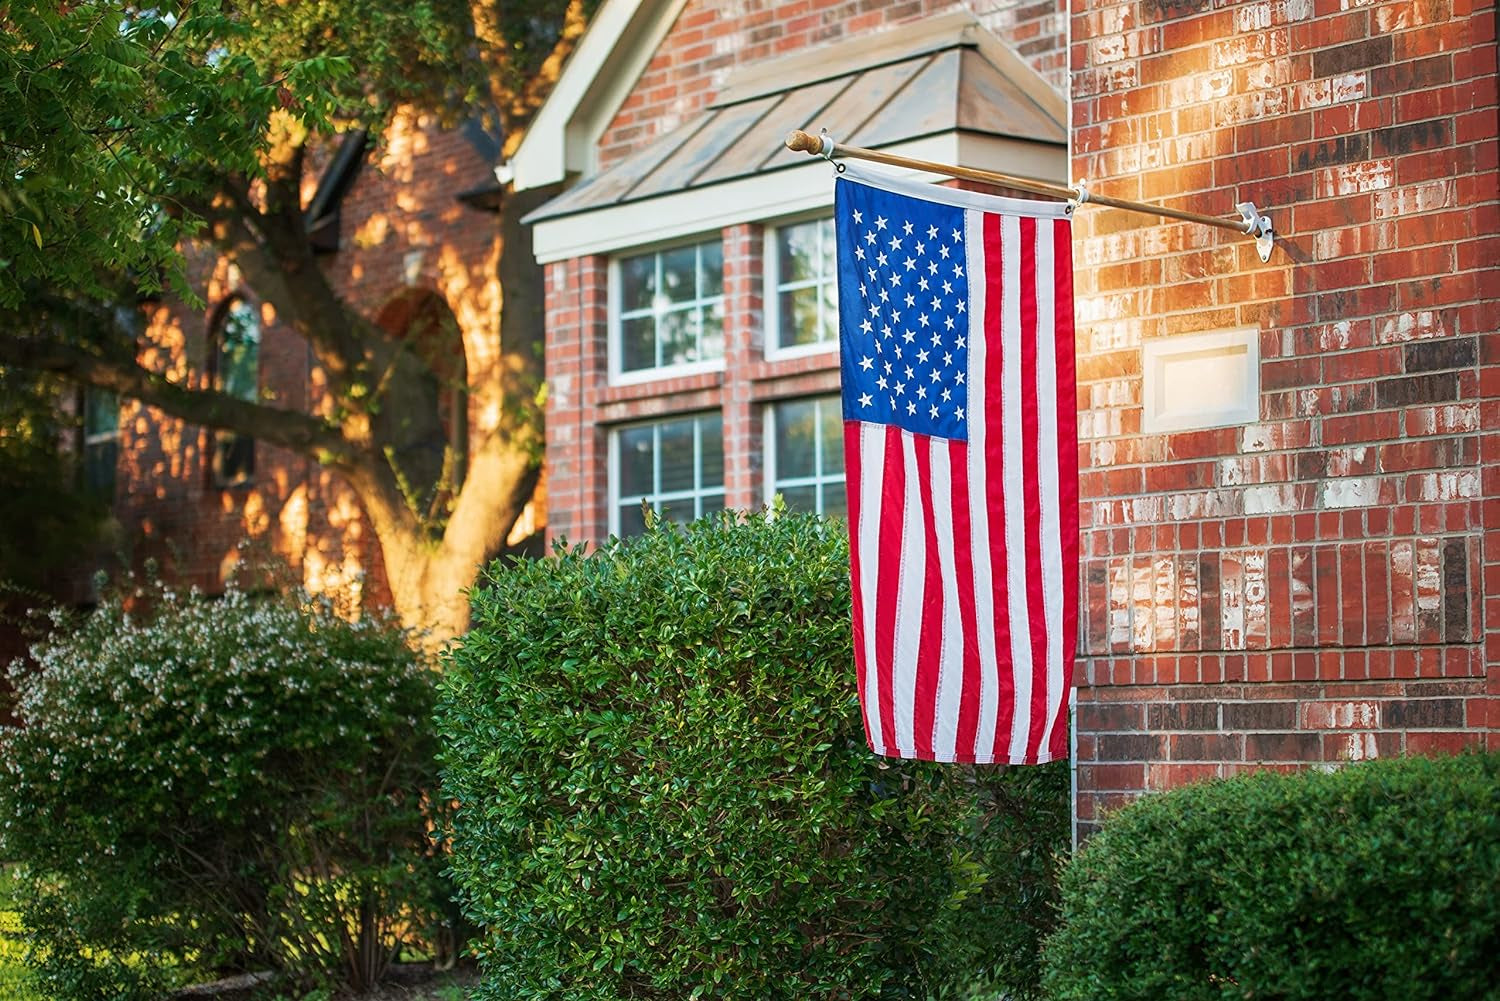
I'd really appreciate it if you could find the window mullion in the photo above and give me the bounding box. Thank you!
[652,423,663,514]
[692,416,702,517]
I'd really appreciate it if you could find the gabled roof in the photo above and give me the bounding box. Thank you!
[515,7,1069,262]
[525,12,1066,225]
[510,0,690,192]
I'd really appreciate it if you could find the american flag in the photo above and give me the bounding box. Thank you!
[835,166,1078,765]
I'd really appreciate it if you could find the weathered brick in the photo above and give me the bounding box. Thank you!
[1147,701,1220,730]
[1096,733,1168,761]
[1224,701,1297,730]
[1312,36,1394,78]
[1385,698,1467,728]
[1403,336,1478,372]
[1374,372,1460,407]
[1244,731,1323,761]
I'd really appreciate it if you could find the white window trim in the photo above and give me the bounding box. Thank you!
[764,214,840,362]
[608,412,727,537]
[608,240,728,386]
[762,395,847,515]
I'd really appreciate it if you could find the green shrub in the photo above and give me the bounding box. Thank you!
[0,868,41,1001]
[438,512,1068,1001]
[1044,752,1500,1001]
[0,585,448,1000]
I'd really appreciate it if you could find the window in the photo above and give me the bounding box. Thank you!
[82,388,119,497]
[211,298,260,486]
[611,412,725,537]
[614,239,724,378]
[765,395,845,517]
[768,217,838,355]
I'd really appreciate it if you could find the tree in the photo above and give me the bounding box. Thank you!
[0,370,108,593]
[0,0,589,640]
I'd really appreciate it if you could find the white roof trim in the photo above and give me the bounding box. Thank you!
[511,0,690,192]
[529,132,1068,263]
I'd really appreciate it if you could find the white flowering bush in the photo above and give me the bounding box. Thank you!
[0,585,447,1000]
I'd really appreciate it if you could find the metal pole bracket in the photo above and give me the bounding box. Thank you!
[1237,202,1275,262]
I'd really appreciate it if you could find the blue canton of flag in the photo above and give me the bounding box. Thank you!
[836,179,970,441]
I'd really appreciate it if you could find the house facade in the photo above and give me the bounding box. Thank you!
[516,0,1498,836]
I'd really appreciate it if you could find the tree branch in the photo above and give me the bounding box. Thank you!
[0,332,353,463]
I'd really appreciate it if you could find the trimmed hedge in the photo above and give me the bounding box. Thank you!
[1044,751,1500,1001]
[438,512,1069,1000]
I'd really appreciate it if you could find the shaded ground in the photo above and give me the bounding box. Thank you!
[343,964,479,1001]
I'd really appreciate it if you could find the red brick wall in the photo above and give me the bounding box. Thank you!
[115,110,502,611]
[1070,0,1499,834]
[599,0,1070,169]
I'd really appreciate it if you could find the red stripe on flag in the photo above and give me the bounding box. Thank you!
[983,211,1015,763]
[843,421,874,747]
[948,436,982,759]
[1048,217,1080,761]
[911,439,943,759]
[873,424,906,753]
[1019,217,1050,763]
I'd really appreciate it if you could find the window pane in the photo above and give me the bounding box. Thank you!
[214,430,255,486]
[658,418,696,493]
[819,282,839,343]
[658,498,693,525]
[779,485,818,513]
[620,254,655,312]
[661,246,698,305]
[820,399,845,475]
[83,439,118,496]
[621,315,656,372]
[699,301,724,362]
[821,483,848,519]
[618,502,647,538]
[775,399,817,480]
[778,222,819,284]
[84,390,118,437]
[700,492,725,516]
[779,287,822,348]
[699,240,724,299]
[218,303,260,402]
[699,414,723,488]
[816,218,836,280]
[658,310,694,368]
[618,425,655,497]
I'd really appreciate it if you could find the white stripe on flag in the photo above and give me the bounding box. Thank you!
[1001,212,1034,764]
[857,421,886,755]
[892,430,925,756]
[965,208,1000,764]
[928,439,963,761]
[1034,223,1066,757]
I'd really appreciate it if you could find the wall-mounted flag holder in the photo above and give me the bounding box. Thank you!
[786,129,1277,263]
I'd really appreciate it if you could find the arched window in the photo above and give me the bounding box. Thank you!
[210,297,260,487]
[375,289,468,498]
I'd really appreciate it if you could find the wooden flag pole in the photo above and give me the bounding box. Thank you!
[784,129,1276,260]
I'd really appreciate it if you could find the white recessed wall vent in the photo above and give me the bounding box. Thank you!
[1141,328,1260,433]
